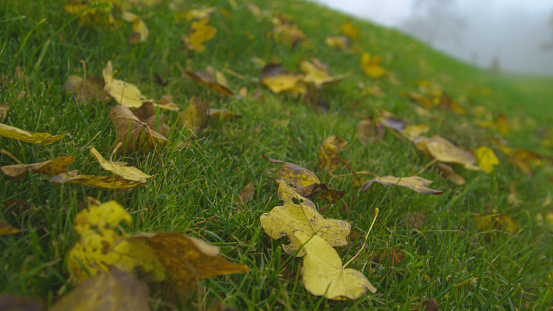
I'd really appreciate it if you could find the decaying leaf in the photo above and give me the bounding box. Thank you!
[50,269,150,311]
[67,200,165,283]
[182,18,217,52]
[109,105,168,155]
[402,212,426,230]
[361,52,386,78]
[318,136,348,171]
[360,175,443,195]
[1,155,73,179]
[475,146,499,173]
[178,96,209,131]
[0,220,20,236]
[0,123,65,145]
[133,232,249,294]
[179,66,234,96]
[260,180,350,256]
[121,11,148,43]
[64,75,109,104]
[413,136,480,170]
[135,101,168,136]
[474,213,519,236]
[371,248,407,266]
[435,162,466,185]
[295,231,377,299]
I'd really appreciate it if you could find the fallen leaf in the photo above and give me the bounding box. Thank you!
[434,162,465,185]
[474,213,519,235]
[299,58,350,86]
[109,105,168,155]
[413,136,480,170]
[51,173,143,189]
[0,103,9,122]
[361,52,386,78]
[0,123,65,145]
[494,113,509,135]
[1,155,74,179]
[121,11,148,43]
[0,294,44,311]
[371,248,406,266]
[50,269,150,311]
[135,101,168,136]
[475,146,499,173]
[341,20,360,40]
[179,66,234,96]
[360,175,443,194]
[295,231,377,299]
[0,220,20,236]
[238,183,255,204]
[260,63,305,94]
[4,198,30,214]
[90,147,151,183]
[318,136,348,171]
[182,18,217,52]
[436,93,467,114]
[358,119,385,144]
[208,109,242,120]
[65,75,109,104]
[325,36,349,49]
[178,96,209,132]
[186,7,216,20]
[419,299,439,311]
[402,212,426,230]
[260,180,350,256]
[133,232,249,295]
[271,15,306,47]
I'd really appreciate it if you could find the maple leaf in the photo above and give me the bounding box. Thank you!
[182,18,217,52]
[295,231,376,299]
[360,52,386,78]
[260,180,350,256]
[0,123,65,145]
[360,175,443,195]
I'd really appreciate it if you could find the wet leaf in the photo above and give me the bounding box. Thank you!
[1,155,74,179]
[50,269,150,311]
[260,180,350,256]
[0,220,20,236]
[182,18,217,52]
[295,231,377,299]
[109,105,168,155]
[360,175,443,194]
[178,96,209,132]
[361,52,386,78]
[413,136,480,170]
[179,67,234,96]
[318,136,348,171]
[475,146,499,173]
[0,123,65,145]
[133,232,249,295]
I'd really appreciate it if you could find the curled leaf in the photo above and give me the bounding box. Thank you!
[360,175,443,195]
[318,136,348,171]
[1,156,74,179]
[413,136,479,170]
[0,123,65,145]
[178,96,209,132]
[179,67,234,96]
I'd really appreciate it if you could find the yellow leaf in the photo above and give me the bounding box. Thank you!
[325,36,349,49]
[182,18,217,52]
[0,123,65,145]
[474,213,519,236]
[89,147,151,183]
[494,113,509,135]
[178,96,209,132]
[360,175,443,194]
[318,136,348,171]
[179,66,234,96]
[50,269,150,311]
[64,75,109,104]
[413,136,480,170]
[186,7,216,20]
[109,105,168,155]
[271,15,306,47]
[208,108,242,120]
[67,200,165,284]
[400,124,430,140]
[1,156,74,179]
[51,172,143,189]
[260,180,350,256]
[299,58,350,86]
[361,52,386,78]
[475,146,499,173]
[341,20,360,40]
[133,232,249,295]
[295,231,377,299]
[121,11,149,43]
[0,220,20,236]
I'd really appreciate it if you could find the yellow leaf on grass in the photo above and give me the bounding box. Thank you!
[413,136,480,170]
[50,269,150,311]
[0,220,20,236]
[208,109,242,120]
[65,75,109,104]
[133,232,249,295]
[67,200,165,284]
[361,52,386,78]
[182,18,217,52]
[295,231,377,299]
[90,147,151,183]
[1,155,74,179]
[186,7,216,20]
[0,123,65,145]
[260,180,350,256]
[318,136,348,171]
[51,173,143,189]
[121,11,149,43]
[299,58,350,86]
[325,36,349,49]
[178,96,209,132]
[260,63,305,94]
[360,175,443,195]
[475,146,499,173]
[341,20,360,40]
[474,213,519,236]
[272,15,306,47]
[179,66,234,96]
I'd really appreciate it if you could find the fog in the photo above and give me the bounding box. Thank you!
[311,0,553,75]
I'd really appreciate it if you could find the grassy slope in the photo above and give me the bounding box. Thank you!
[1,0,552,309]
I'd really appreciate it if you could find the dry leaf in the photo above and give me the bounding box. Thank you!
[0,123,65,145]
[178,96,209,132]
[121,11,148,43]
[361,52,386,78]
[360,175,443,195]
[358,119,385,144]
[133,232,249,295]
[65,75,109,104]
[271,15,306,47]
[475,146,499,173]
[260,63,305,94]
[208,109,242,120]
[299,58,350,87]
[413,136,480,170]
[238,183,255,204]
[90,147,151,183]
[1,155,74,179]
[179,67,234,96]
[371,248,407,266]
[182,18,217,52]
[186,7,216,20]
[260,180,350,256]
[318,136,348,171]
[51,173,143,189]
[50,269,150,311]
[135,101,169,136]
[295,231,377,299]
[434,162,465,185]
[419,299,439,311]
[0,220,20,236]
[109,105,168,155]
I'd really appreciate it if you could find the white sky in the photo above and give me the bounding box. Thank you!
[312,0,553,75]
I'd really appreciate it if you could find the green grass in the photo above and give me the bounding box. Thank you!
[1,0,553,309]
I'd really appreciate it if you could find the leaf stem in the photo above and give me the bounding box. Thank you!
[343,208,379,269]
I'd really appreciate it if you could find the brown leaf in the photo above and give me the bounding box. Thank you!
[179,67,234,96]
[0,103,10,122]
[402,212,426,230]
[133,232,249,295]
[0,294,44,311]
[420,299,439,311]
[434,162,466,185]
[318,136,348,171]
[360,175,443,195]
[64,75,109,104]
[1,156,74,179]
[358,119,385,145]
[135,102,168,136]
[208,109,242,120]
[109,105,168,155]
[4,198,30,214]
[51,173,143,189]
[238,183,255,204]
[371,248,407,266]
[49,269,150,311]
[178,96,209,132]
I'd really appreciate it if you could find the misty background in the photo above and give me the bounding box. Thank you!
[312,0,553,76]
